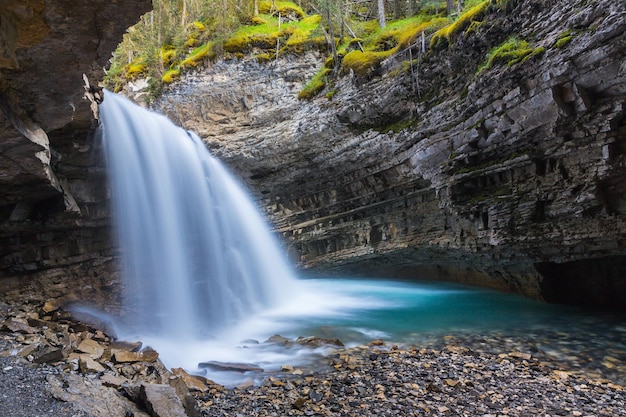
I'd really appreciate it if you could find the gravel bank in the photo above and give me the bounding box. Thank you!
[0,300,624,417]
[0,356,88,417]
[196,339,625,417]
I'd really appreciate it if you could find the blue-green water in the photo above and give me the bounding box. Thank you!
[144,278,626,386]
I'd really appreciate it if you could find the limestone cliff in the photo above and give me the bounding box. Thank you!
[154,0,626,310]
[0,0,151,303]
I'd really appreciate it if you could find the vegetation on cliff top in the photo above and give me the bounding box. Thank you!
[105,0,542,102]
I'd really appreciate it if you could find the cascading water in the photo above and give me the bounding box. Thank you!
[98,91,626,388]
[100,91,296,342]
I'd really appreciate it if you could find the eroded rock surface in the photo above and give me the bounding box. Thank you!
[0,0,151,304]
[154,0,626,309]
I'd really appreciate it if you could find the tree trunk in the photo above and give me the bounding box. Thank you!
[181,0,187,27]
[325,3,339,71]
[377,0,386,28]
[254,0,259,16]
[446,0,454,15]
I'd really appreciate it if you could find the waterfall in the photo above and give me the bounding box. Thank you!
[99,91,296,342]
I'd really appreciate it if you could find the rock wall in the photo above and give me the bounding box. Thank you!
[0,0,151,304]
[154,0,626,310]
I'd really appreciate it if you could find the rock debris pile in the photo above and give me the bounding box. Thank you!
[0,300,624,417]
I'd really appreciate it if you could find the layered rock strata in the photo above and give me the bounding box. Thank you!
[0,1,151,303]
[154,0,626,309]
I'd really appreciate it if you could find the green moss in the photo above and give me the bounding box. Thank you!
[224,12,323,55]
[192,21,206,31]
[223,17,280,52]
[342,50,391,76]
[430,0,490,51]
[162,68,180,84]
[554,29,578,48]
[465,20,483,35]
[180,42,215,68]
[478,37,544,73]
[325,89,337,100]
[324,55,335,68]
[160,47,177,66]
[555,36,572,48]
[124,59,147,79]
[298,67,331,100]
[281,15,325,54]
[256,52,273,63]
[374,118,417,133]
[342,15,446,76]
[258,1,305,19]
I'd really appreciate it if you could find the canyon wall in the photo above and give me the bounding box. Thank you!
[0,0,624,312]
[154,0,626,309]
[0,0,151,305]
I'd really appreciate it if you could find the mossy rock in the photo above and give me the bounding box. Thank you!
[162,68,180,84]
[256,52,273,63]
[160,47,177,67]
[554,29,577,48]
[341,50,391,76]
[430,0,490,51]
[180,43,215,68]
[258,1,305,20]
[478,37,545,73]
[298,67,331,100]
[124,60,147,80]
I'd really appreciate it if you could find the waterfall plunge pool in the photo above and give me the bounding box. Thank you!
[99,91,626,388]
[125,277,626,387]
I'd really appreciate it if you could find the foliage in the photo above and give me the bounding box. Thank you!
[103,0,528,102]
[478,37,545,73]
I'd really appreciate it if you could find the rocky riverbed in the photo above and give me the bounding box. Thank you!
[0,300,624,417]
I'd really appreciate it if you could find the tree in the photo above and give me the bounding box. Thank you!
[377,0,386,28]
[446,0,454,14]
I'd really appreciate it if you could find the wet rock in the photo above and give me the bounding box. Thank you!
[296,336,344,347]
[113,347,158,364]
[198,361,263,373]
[110,340,143,352]
[171,367,211,393]
[140,384,188,417]
[265,334,290,345]
[509,351,532,360]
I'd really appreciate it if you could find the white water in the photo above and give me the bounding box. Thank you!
[98,92,626,388]
[99,92,378,384]
[100,92,303,339]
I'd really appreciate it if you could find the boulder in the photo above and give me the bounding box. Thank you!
[140,384,188,417]
[171,368,211,393]
[2,318,37,334]
[76,338,105,359]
